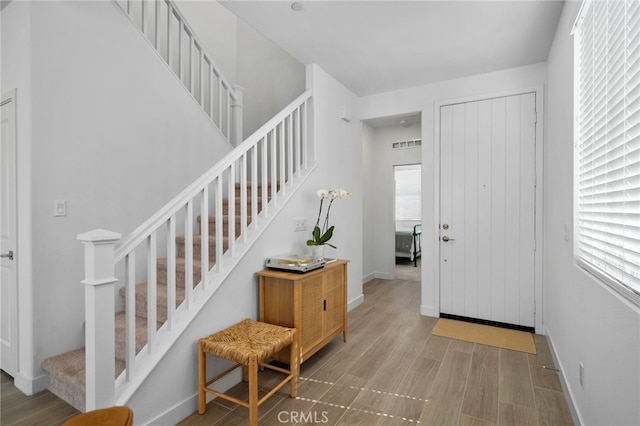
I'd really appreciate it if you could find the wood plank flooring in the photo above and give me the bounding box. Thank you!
[0,371,79,425]
[181,274,574,425]
[0,263,573,425]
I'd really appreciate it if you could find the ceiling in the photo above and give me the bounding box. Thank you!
[220,0,564,100]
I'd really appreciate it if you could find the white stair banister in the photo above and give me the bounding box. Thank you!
[77,229,122,411]
[69,89,313,409]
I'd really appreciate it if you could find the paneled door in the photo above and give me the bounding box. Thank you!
[439,93,537,328]
[1,92,18,376]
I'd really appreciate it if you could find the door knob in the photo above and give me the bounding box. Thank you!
[442,236,455,242]
[1,251,13,260]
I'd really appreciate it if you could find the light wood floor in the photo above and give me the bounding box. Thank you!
[0,266,573,425]
[0,370,79,425]
[181,275,574,425]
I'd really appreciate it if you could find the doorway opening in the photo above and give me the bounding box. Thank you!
[362,111,422,285]
[394,164,422,272]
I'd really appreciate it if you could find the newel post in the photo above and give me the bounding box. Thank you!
[77,229,121,411]
[231,85,245,146]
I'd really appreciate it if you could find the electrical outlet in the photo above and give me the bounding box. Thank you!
[579,362,585,388]
[294,217,307,232]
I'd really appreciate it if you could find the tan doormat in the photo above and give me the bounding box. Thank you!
[432,318,536,354]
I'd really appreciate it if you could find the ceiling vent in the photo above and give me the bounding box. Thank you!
[392,139,422,150]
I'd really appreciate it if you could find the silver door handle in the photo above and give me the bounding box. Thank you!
[1,251,13,260]
[442,236,455,242]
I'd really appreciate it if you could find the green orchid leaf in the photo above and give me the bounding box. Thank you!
[320,225,334,244]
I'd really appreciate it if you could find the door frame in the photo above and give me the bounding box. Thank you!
[431,86,544,333]
[1,89,19,376]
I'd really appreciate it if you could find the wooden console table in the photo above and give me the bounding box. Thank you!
[256,259,348,364]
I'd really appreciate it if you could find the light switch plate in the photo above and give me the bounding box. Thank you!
[54,200,66,217]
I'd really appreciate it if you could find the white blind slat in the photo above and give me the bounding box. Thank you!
[574,0,640,305]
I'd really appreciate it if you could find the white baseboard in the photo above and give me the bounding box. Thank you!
[362,272,376,283]
[348,294,364,311]
[14,371,48,395]
[143,369,242,425]
[420,304,436,317]
[375,272,394,280]
[362,271,393,283]
[544,328,583,426]
[146,394,197,426]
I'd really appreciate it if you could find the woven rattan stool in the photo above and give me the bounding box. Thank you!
[198,318,299,426]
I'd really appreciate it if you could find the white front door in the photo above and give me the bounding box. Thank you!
[439,92,537,328]
[1,92,18,376]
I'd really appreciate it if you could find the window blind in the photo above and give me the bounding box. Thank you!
[395,165,422,221]
[574,0,640,304]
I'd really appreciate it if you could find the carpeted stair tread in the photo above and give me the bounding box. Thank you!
[196,215,251,238]
[156,257,204,287]
[119,282,186,324]
[114,312,162,360]
[175,235,228,260]
[156,256,202,272]
[234,181,279,192]
[42,348,125,412]
[175,234,229,244]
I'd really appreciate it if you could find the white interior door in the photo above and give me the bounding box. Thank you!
[439,93,536,328]
[1,92,18,376]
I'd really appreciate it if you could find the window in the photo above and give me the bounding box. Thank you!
[394,164,421,222]
[573,0,640,305]
[391,139,422,150]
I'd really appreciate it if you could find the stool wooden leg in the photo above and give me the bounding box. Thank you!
[290,331,299,398]
[248,356,259,426]
[198,343,206,415]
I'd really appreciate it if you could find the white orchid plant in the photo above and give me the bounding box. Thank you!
[307,188,351,248]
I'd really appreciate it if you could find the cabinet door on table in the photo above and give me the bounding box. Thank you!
[300,275,324,353]
[324,266,345,338]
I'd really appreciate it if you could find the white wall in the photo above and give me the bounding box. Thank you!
[173,1,238,87]
[544,2,640,425]
[2,0,235,390]
[359,62,547,320]
[126,63,364,424]
[176,1,306,139]
[362,124,376,281]
[305,64,363,307]
[236,19,306,139]
[362,123,421,282]
[1,0,37,392]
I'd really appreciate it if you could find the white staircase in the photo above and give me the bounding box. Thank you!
[42,89,314,413]
[41,0,315,415]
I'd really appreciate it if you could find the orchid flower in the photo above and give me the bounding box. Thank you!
[307,188,351,248]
